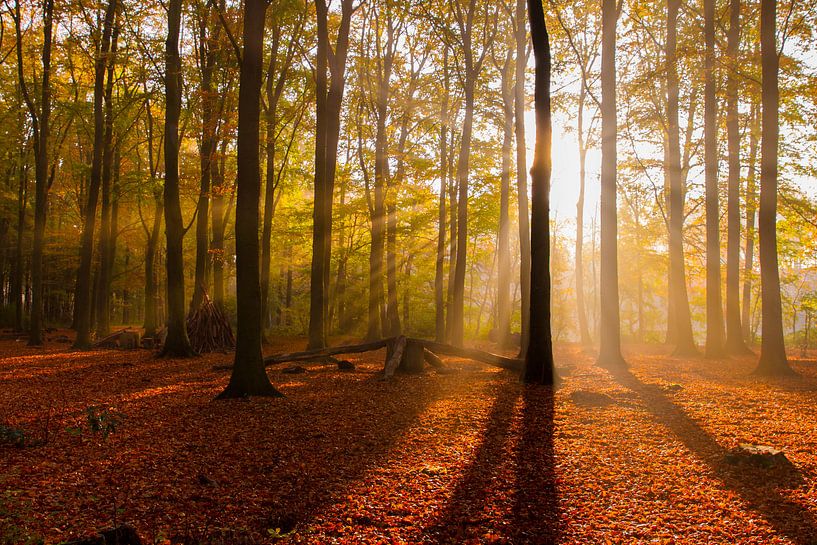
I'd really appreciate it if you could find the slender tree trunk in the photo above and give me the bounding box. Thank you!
[309,0,353,348]
[13,161,28,331]
[95,26,119,338]
[597,0,626,368]
[515,0,531,352]
[496,53,513,347]
[523,0,555,384]
[434,48,450,343]
[666,0,698,355]
[160,0,195,357]
[445,152,458,342]
[219,0,282,398]
[704,0,725,357]
[742,103,760,343]
[451,82,474,348]
[144,190,162,339]
[576,87,591,346]
[73,0,116,349]
[211,138,228,306]
[191,5,218,312]
[724,0,749,354]
[755,0,791,374]
[14,0,54,346]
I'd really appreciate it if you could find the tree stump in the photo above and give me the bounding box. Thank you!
[397,340,425,374]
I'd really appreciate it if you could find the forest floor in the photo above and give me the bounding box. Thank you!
[1,332,817,545]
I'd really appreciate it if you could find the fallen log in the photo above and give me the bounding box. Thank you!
[407,338,523,372]
[212,338,390,371]
[423,348,445,369]
[92,329,128,349]
[212,337,522,373]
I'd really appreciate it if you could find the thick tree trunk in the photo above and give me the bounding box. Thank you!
[755,0,791,374]
[523,0,555,385]
[704,0,725,357]
[160,0,195,357]
[218,0,282,398]
[597,0,626,368]
[515,0,531,353]
[73,0,117,349]
[666,0,698,356]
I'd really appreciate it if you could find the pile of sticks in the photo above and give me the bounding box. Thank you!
[186,293,235,353]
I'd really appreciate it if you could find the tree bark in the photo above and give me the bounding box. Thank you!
[666,0,698,356]
[160,0,195,357]
[496,51,513,347]
[523,0,555,384]
[755,0,791,374]
[95,24,119,339]
[742,103,759,343]
[704,0,725,357]
[515,0,531,353]
[724,0,749,354]
[73,0,117,349]
[219,0,283,398]
[435,47,450,343]
[191,3,219,312]
[597,0,626,368]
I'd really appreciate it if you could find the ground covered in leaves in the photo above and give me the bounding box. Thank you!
[1,332,817,544]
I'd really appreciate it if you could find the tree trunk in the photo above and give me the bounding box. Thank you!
[515,0,531,353]
[597,0,626,368]
[160,0,195,357]
[435,48,450,343]
[755,0,791,374]
[95,25,119,339]
[211,138,228,306]
[666,0,698,356]
[725,0,749,354]
[523,0,555,385]
[191,5,218,313]
[575,86,591,346]
[496,52,513,347]
[73,0,117,349]
[704,0,725,357]
[219,0,283,398]
[742,103,759,343]
[308,0,353,349]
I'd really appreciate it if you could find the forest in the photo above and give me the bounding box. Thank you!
[0,0,816,542]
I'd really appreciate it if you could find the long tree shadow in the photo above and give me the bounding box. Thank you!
[610,367,817,544]
[509,385,559,544]
[427,382,521,543]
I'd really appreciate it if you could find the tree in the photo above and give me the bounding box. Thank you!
[219,0,283,398]
[755,0,791,375]
[308,0,355,349]
[161,0,195,357]
[515,0,531,354]
[724,0,749,355]
[665,0,697,356]
[434,47,450,343]
[11,0,54,346]
[73,0,117,349]
[597,0,626,368]
[523,0,555,385]
[449,0,495,347]
[703,0,725,357]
